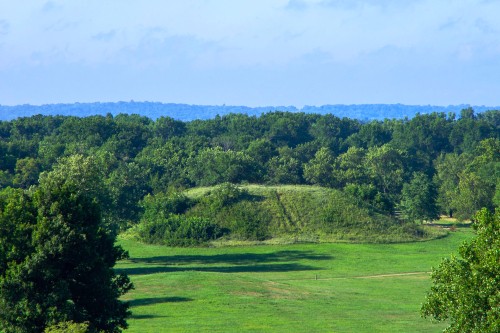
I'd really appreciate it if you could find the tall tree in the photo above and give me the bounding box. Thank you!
[187,147,260,186]
[434,153,467,217]
[0,155,133,333]
[336,146,368,186]
[365,144,405,196]
[451,139,499,220]
[421,208,500,333]
[399,172,439,222]
[303,147,337,187]
[266,147,303,184]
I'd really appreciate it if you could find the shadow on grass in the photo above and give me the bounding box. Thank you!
[117,250,330,276]
[130,314,168,320]
[128,296,193,307]
[129,250,332,265]
[130,314,154,319]
[119,263,319,275]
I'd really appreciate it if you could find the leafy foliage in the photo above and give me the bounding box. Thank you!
[399,172,439,223]
[0,109,498,235]
[44,321,91,333]
[136,215,224,246]
[136,189,222,246]
[187,147,260,186]
[421,208,500,332]
[0,156,132,333]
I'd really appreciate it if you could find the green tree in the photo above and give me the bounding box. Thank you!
[391,112,451,173]
[266,147,303,184]
[0,156,132,333]
[0,187,37,275]
[451,139,499,220]
[245,138,276,165]
[365,144,405,196]
[434,153,467,217]
[0,170,13,188]
[44,321,91,333]
[308,114,359,154]
[105,161,151,227]
[449,108,492,154]
[134,139,190,192]
[152,116,186,141]
[336,146,368,186]
[453,172,494,221]
[421,208,500,333]
[13,157,40,188]
[187,147,259,186]
[303,147,337,187]
[399,172,439,222]
[345,120,391,149]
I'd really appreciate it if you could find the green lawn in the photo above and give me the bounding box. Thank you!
[117,227,473,332]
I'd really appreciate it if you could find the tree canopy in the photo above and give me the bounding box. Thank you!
[0,155,132,333]
[0,109,498,230]
[421,208,500,332]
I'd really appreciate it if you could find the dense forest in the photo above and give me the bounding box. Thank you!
[0,108,498,244]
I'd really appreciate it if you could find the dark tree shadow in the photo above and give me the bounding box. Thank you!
[128,296,192,307]
[119,263,319,275]
[130,314,168,320]
[117,250,331,276]
[129,250,332,265]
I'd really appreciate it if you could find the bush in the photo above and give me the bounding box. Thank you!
[140,191,192,222]
[188,184,271,240]
[44,321,90,333]
[218,200,272,241]
[136,215,224,246]
[207,182,248,207]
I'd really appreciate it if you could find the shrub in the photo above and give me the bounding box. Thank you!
[220,201,272,241]
[44,321,91,333]
[195,183,249,215]
[136,215,224,246]
[140,191,192,221]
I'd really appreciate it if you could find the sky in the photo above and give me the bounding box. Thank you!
[1,0,500,107]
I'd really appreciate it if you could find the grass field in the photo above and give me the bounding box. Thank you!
[117,226,473,332]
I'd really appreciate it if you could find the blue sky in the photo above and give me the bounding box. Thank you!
[1,0,500,107]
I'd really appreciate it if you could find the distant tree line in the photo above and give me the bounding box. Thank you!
[1,101,498,121]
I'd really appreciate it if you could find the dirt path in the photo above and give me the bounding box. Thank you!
[276,271,431,283]
[349,271,431,279]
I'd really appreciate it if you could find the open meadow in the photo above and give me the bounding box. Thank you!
[117,225,473,332]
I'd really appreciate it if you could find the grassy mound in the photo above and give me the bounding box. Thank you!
[129,184,446,245]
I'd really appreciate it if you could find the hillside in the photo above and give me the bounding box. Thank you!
[131,184,446,246]
[1,101,498,121]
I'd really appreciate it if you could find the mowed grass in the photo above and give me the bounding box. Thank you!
[116,227,473,332]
